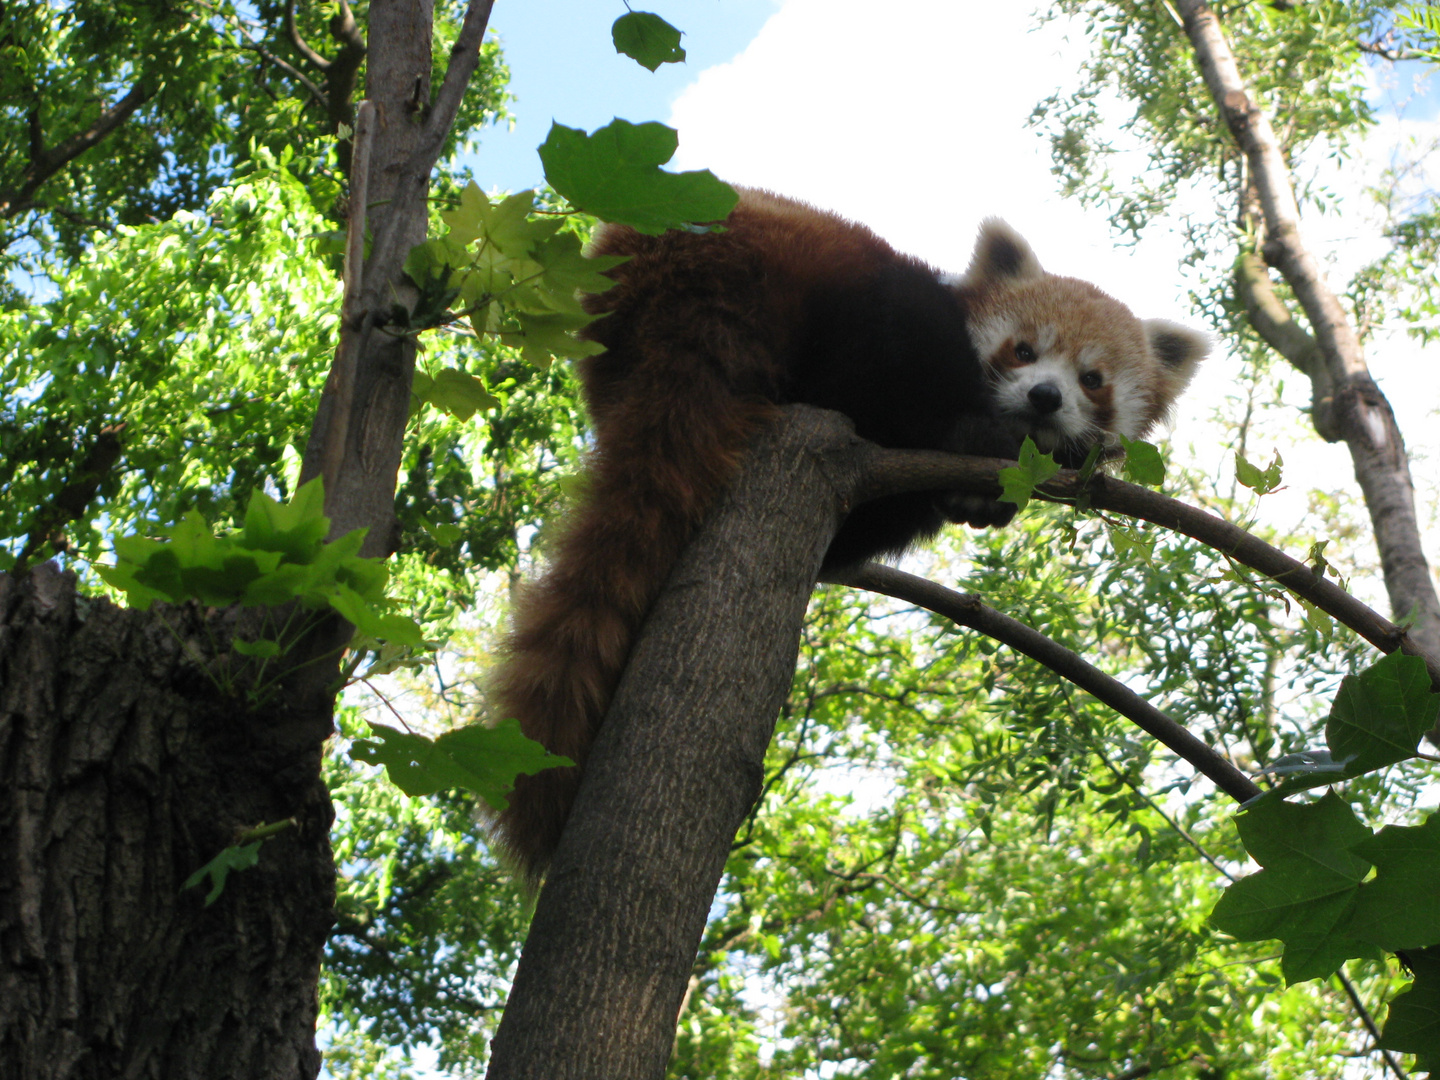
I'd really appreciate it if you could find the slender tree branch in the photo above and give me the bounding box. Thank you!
[859,448,1440,691]
[0,82,152,218]
[14,423,126,575]
[1336,967,1410,1080]
[1355,38,1429,63]
[286,0,331,70]
[241,39,327,109]
[1233,250,1339,440]
[1175,0,1440,662]
[822,562,1263,804]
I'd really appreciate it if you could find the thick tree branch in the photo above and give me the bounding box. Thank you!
[824,562,1263,804]
[860,448,1440,691]
[0,82,152,219]
[1175,0,1440,662]
[486,407,857,1079]
[363,0,495,300]
[320,100,376,501]
[299,0,493,568]
[322,0,367,140]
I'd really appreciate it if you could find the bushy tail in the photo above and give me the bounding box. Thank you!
[489,361,776,884]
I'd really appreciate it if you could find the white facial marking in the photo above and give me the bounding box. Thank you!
[990,351,1092,446]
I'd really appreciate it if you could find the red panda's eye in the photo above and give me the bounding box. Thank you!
[1015,342,1036,363]
[1080,371,1103,390]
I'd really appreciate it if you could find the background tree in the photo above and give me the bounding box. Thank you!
[1033,0,1440,659]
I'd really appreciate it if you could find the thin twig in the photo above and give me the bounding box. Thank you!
[240,40,327,109]
[1336,967,1410,1080]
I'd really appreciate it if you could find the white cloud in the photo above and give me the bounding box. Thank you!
[663,0,1440,587]
[667,0,1195,319]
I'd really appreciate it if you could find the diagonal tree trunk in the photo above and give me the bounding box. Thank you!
[484,407,863,1080]
[1177,0,1440,662]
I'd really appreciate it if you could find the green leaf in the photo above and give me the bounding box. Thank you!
[1297,598,1334,639]
[423,520,463,546]
[231,637,281,658]
[612,11,686,71]
[350,719,574,811]
[182,840,263,907]
[424,368,499,421]
[1235,450,1284,495]
[1377,945,1440,1071]
[532,230,627,295]
[1326,651,1439,777]
[538,120,738,234]
[498,309,608,365]
[326,583,425,646]
[439,180,490,246]
[997,437,1060,511]
[1118,435,1165,487]
[240,477,328,562]
[1350,812,1440,951]
[1106,522,1156,564]
[1210,792,1380,984]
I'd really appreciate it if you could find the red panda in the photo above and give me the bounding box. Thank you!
[489,188,1208,882]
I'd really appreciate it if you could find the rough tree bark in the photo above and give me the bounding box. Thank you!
[2,2,496,1076]
[0,565,334,1079]
[1177,0,1440,661]
[484,407,867,1080]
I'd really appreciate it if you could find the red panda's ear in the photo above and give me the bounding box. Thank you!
[1144,319,1210,401]
[960,219,1044,289]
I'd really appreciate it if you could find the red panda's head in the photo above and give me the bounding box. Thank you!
[953,220,1209,465]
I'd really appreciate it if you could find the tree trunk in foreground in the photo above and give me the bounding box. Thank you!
[0,565,335,1080]
[485,407,866,1080]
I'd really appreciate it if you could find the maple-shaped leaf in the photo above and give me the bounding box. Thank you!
[1118,435,1165,487]
[538,120,737,234]
[1350,810,1440,951]
[997,437,1060,512]
[1377,944,1440,1072]
[1210,792,1381,984]
[1327,651,1439,777]
[350,719,572,811]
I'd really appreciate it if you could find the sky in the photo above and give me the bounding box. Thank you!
[464,0,1440,598]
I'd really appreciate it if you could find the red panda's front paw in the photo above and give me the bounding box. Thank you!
[935,492,1018,529]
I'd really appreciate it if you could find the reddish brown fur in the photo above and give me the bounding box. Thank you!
[490,193,920,881]
[488,194,1207,883]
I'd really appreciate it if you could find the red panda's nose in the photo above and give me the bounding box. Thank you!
[1028,383,1063,415]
